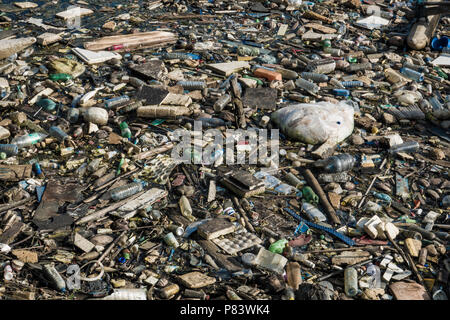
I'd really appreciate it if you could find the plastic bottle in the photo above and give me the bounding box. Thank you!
[308,58,336,74]
[333,89,350,96]
[295,78,320,93]
[179,195,196,222]
[67,108,80,123]
[104,95,130,109]
[269,239,288,254]
[84,107,109,125]
[372,191,391,203]
[442,195,450,207]
[49,73,72,81]
[316,154,355,173]
[0,144,18,156]
[403,62,428,74]
[11,132,47,149]
[120,121,132,139]
[43,264,66,292]
[324,47,342,56]
[33,162,44,178]
[87,158,102,172]
[223,199,235,215]
[388,141,420,155]
[347,62,372,72]
[291,252,315,268]
[284,172,304,189]
[49,126,69,141]
[110,182,144,201]
[366,263,381,288]
[302,186,319,204]
[341,81,364,88]
[300,72,329,82]
[400,67,424,82]
[214,94,231,112]
[330,77,346,89]
[36,98,56,111]
[4,263,13,281]
[128,77,146,88]
[344,267,358,297]
[177,81,207,90]
[302,202,327,222]
[119,101,143,114]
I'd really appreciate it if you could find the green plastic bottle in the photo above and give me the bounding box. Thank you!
[302,186,319,204]
[119,121,132,139]
[49,73,72,81]
[36,98,56,111]
[269,239,288,254]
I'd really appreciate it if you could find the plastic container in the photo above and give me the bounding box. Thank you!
[110,182,144,201]
[344,267,358,297]
[49,126,69,141]
[163,232,179,248]
[0,144,18,156]
[316,154,355,173]
[11,132,47,149]
[214,94,231,112]
[431,36,450,51]
[302,202,327,222]
[300,72,328,82]
[400,67,424,82]
[388,141,420,155]
[295,78,320,93]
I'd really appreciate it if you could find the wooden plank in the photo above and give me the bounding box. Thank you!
[0,221,25,244]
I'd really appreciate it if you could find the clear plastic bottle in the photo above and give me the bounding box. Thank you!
[366,263,381,288]
[49,126,69,142]
[177,81,206,90]
[302,202,327,222]
[110,182,144,201]
[344,267,358,297]
[0,144,18,156]
[3,262,13,281]
[104,95,130,109]
[316,154,355,173]
[341,81,364,88]
[400,67,424,82]
[300,72,329,82]
[11,132,47,149]
[119,100,143,114]
[179,195,196,222]
[296,78,320,93]
[43,264,66,292]
[214,94,231,112]
[388,141,420,155]
[347,62,372,72]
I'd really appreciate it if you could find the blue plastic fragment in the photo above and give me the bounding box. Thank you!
[284,207,355,246]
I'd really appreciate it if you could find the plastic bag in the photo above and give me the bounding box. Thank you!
[271,101,354,144]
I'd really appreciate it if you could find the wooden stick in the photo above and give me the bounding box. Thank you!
[0,197,35,213]
[231,196,255,233]
[75,190,146,225]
